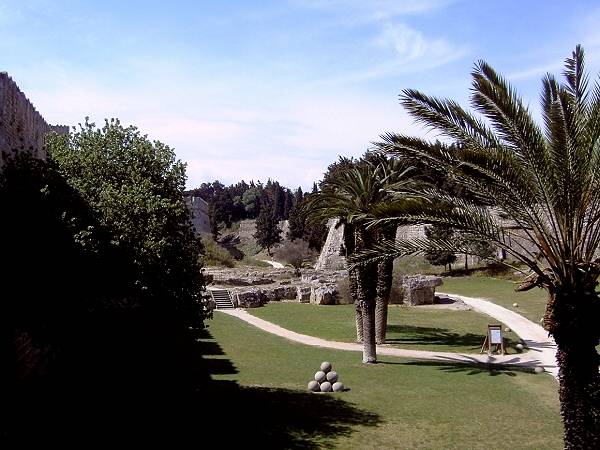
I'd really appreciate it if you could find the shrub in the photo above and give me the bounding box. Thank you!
[275,239,317,273]
[201,234,236,267]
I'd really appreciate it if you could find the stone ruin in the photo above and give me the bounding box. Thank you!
[205,267,346,308]
[400,275,444,306]
[206,267,444,308]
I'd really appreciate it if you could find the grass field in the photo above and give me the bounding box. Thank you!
[247,302,524,354]
[203,312,562,449]
[441,277,549,324]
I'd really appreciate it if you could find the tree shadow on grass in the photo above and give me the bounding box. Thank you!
[385,325,520,352]
[379,355,537,377]
[5,321,380,449]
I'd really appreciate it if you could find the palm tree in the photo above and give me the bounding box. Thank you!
[366,45,599,448]
[306,157,414,361]
[306,163,380,363]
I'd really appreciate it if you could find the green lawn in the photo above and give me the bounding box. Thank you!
[247,302,524,354]
[441,276,548,324]
[204,311,562,449]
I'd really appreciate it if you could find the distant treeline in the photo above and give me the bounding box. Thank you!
[186,179,327,250]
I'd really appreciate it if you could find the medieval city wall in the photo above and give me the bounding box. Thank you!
[0,72,68,164]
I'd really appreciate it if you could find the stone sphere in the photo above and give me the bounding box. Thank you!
[314,371,327,383]
[512,303,519,307]
[320,361,332,373]
[308,380,320,392]
[332,381,344,392]
[504,327,511,333]
[326,371,338,383]
[515,343,524,351]
[534,366,545,374]
[320,381,332,392]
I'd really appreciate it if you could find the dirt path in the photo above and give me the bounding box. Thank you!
[218,293,558,378]
[261,260,285,269]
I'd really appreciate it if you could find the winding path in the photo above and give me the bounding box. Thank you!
[261,260,285,269]
[218,293,558,379]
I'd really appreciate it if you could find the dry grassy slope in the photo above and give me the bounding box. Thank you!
[228,219,289,257]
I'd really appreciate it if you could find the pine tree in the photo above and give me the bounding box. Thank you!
[253,195,282,256]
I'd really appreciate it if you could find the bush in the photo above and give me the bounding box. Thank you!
[201,235,236,267]
[275,239,317,273]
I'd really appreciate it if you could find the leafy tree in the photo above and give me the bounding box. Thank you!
[242,186,262,218]
[370,46,600,447]
[424,225,457,271]
[48,118,206,323]
[253,194,282,255]
[457,232,496,270]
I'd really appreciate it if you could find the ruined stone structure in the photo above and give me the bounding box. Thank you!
[206,267,346,307]
[314,218,347,270]
[401,275,444,305]
[185,195,211,235]
[0,72,68,165]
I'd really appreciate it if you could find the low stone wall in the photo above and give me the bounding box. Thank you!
[230,281,341,308]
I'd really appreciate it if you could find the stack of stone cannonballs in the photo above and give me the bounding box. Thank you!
[308,361,345,392]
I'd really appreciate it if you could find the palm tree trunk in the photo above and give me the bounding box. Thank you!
[356,263,376,363]
[355,227,377,363]
[349,266,363,342]
[546,289,600,448]
[361,293,376,363]
[556,346,600,448]
[375,257,393,344]
[343,223,363,342]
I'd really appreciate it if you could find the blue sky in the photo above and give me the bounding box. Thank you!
[2,0,600,190]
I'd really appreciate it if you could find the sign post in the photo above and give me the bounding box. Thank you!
[481,324,505,355]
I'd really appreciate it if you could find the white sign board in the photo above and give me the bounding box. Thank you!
[490,328,502,344]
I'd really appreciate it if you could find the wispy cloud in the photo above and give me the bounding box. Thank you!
[293,0,454,21]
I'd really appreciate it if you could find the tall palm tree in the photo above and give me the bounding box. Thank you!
[366,45,599,448]
[306,157,414,361]
[306,164,380,363]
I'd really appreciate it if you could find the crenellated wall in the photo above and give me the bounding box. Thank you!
[0,72,68,164]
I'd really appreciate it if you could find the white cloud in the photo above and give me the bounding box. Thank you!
[377,22,465,63]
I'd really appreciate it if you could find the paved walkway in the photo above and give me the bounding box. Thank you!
[218,293,558,379]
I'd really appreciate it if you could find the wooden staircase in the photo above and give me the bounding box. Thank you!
[210,289,235,309]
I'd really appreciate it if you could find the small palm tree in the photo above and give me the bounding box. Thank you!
[367,45,599,448]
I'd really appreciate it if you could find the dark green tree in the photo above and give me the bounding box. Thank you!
[253,195,282,256]
[371,46,600,447]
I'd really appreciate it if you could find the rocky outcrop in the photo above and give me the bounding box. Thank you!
[401,275,444,306]
[314,219,347,270]
[309,284,338,305]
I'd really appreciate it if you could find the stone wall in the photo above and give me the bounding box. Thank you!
[185,195,211,235]
[0,72,68,165]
